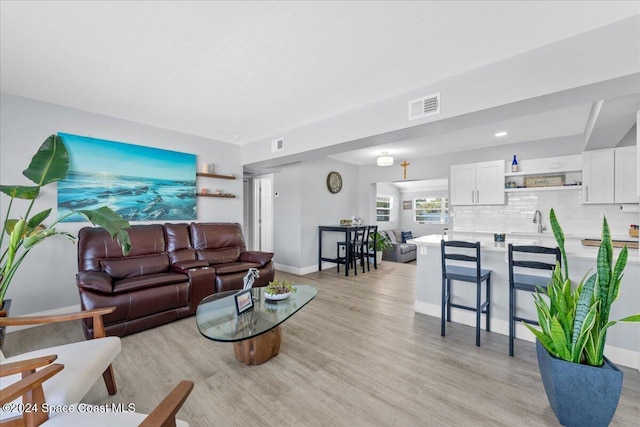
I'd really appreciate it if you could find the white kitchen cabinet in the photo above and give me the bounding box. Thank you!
[582,149,615,204]
[614,146,638,203]
[450,160,505,205]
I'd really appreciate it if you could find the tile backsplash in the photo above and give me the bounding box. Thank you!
[452,189,638,238]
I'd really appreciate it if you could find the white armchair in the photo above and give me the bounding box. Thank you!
[0,307,121,423]
[0,355,193,427]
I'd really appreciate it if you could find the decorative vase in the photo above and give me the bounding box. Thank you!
[536,339,623,427]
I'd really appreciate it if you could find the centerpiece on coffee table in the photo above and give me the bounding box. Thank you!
[264,280,296,301]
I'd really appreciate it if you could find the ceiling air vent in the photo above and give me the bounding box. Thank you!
[271,137,284,152]
[408,93,440,120]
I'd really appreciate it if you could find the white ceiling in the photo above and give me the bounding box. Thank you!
[1,1,639,159]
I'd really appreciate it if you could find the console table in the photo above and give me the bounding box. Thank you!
[318,225,368,276]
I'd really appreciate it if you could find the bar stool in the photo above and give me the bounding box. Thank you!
[441,240,491,347]
[508,244,560,356]
[336,227,365,275]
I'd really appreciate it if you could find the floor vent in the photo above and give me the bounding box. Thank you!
[272,137,284,152]
[408,93,440,120]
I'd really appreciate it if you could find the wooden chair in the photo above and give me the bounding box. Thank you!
[508,244,560,356]
[441,240,492,346]
[0,355,193,427]
[0,308,121,424]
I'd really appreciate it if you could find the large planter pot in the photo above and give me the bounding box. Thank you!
[376,251,383,265]
[536,339,623,427]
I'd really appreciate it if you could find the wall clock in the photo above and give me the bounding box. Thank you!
[326,171,342,194]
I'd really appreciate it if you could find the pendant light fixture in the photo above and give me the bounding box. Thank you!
[376,151,393,166]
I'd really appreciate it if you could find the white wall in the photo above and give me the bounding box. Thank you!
[272,157,359,273]
[0,94,243,316]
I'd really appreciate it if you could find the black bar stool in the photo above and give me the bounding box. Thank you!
[508,244,560,356]
[441,240,491,347]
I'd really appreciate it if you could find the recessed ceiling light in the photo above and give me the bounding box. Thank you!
[495,131,508,137]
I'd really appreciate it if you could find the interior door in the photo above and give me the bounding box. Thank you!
[253,175,274,252]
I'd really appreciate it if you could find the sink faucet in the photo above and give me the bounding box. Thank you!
[533,210,546,233]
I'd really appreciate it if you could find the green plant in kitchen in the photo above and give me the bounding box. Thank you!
[369,231,392,252]
[0,135,131,305]
[525,208,640,366]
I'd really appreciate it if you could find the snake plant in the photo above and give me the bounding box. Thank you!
[525,208,640,366]
[0,135,131,305]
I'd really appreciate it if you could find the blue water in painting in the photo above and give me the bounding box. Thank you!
[58,171,196,222]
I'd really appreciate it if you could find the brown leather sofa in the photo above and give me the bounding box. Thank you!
[76,223,274,338]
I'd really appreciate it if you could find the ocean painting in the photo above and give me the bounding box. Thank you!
[57,133,196,222]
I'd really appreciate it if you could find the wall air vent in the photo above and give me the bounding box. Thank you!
[408,93,440,120]
[271,137,284,152]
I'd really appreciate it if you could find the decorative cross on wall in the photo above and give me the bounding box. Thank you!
[400,161,410,179]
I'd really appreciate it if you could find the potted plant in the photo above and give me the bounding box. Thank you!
[0,135,131,308]
[369,231,392,264]
[525,208,639,427]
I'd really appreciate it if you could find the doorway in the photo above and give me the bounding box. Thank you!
[252,174,274,252]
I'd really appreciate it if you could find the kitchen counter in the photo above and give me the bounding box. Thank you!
[411,233,640,369]
[408,231,639,263]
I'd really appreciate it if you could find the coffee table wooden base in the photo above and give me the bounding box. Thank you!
[233,326,282,365]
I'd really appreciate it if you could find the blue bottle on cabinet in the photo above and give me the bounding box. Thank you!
[512,155,518,172]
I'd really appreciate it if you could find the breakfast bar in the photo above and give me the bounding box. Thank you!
[409,232,640,369]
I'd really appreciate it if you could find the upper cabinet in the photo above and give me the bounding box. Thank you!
[451,160,505,205]
[582,149,615,204]
[582,147,638,204]
[614,146,638,203]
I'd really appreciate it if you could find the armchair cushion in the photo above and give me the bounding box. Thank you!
[0,337,121,419]
[239,251,274,266]
[100,254,170,280]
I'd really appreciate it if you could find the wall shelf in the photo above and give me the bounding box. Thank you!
[196,172,236,180]
[504,168,581,177]
[197,193,236,198]
[505,185,582,193]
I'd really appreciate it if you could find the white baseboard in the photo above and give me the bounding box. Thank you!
[274,262,336,276]
[414,300,640,371]
[5,304,81,334]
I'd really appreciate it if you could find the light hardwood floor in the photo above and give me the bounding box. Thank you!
[6,262,639,426]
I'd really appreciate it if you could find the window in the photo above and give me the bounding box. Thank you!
[376,196,392,222]
[414,196,449,223]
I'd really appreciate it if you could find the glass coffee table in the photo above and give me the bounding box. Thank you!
[196,285,318,364]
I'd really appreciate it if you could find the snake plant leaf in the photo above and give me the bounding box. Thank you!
[550,208,568,279]
[571,273,596,351]
[22,135,69,186]
[525,323,554,352]
[571,303,597,363]
[550,316,571,360]
[618,314,640,322]
[0,185,40,199]
[75,207,131,255]
[610,246,627,305]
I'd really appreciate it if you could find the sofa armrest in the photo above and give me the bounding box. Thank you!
[76,271,114,294]
[171,260,210,273]
[239,251,274,266]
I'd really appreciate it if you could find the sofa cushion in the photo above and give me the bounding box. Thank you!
[112,272,187,293]
[392,229,403,243]
[100,254,170,280]
[173,260,210,271]
[214,261,262,275]
[401,231,413,243]
[197,248,242,264]
[382,230,396,243]
[399,243,416,254]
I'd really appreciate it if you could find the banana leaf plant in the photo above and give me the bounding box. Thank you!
[0,135,131,305]
[525,208,640,366]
